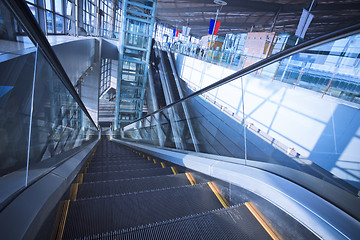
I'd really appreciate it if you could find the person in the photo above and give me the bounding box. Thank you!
[196,47,200,56]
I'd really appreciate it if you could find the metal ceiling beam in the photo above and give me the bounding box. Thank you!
[158,1,360,13]
[156,0,360,39]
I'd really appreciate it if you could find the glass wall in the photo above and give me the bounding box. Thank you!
[116,31,360,196]
[100,58,112,96]
[25,0,122,39]
[275,34,360,104]
[82,0,97,35]
[26,0,76,35]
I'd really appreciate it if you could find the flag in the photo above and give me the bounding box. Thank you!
[173,29,176,37]
[209,19,215,34]
[182,26,186,35]
[295,9,314,39]
[176,29,179,37]
[209,19,221,35]
[214,21,221,35]
[182,26,191,36]
[186,27,191,36]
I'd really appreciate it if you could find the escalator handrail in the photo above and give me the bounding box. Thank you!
[128,23,360,126]
[2,0,98,130]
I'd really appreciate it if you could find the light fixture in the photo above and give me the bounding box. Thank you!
[214,0,227,6]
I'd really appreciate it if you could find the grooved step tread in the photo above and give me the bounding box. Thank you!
[92,155,148,160]
[63,184,223,239]
[89,159,151,166]
[77,174,195,199]
[82,167,180,183]
[110,204,273,240]
[86,162,161,173]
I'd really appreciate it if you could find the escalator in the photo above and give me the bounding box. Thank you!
[52,138,306,240]
[158,49,181,102]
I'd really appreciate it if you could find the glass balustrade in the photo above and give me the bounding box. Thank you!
[0,1,98,208]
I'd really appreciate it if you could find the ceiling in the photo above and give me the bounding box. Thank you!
[155,0,360,39]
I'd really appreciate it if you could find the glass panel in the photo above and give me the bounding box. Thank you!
[91,3,96,15]
[45,0,52,10]
[27,48,97,182]
[46,11,54,33]
[66,0,72,16]
[65,19,74,33]
[55,0,63,15]
[27,3,37,20]
[0,6,34,55]
[0,0,37,204]
[0,45,35,178]
[55,15,64,34]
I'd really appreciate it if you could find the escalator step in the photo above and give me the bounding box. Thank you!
[86,162,160,173]
[63,184,223,239]
[114,204,273,240]
[82,167,177,182]
[92,155,145,160]
[77,174,194,199]
[93,154,149,158]
[89,159,151,166]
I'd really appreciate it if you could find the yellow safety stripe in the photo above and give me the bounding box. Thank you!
[153,159,157,164]
[207,182,229,208]
[171,166,178,175]
[50,201,65,240]
[147,156,151,161]
[77,173,84,184]
[244,202,281,240]
[185,172,197,185]
[69,183,79,201]
[160,162,166,168]
[56,200,70,240]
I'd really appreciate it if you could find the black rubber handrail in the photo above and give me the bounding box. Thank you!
[2,0,98,130]
[128,23,360,126]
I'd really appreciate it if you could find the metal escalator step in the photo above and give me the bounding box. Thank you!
[63,184,223,239]
[82,167,176,183]
[93,152,139,156]
[86,162,160,173]
[92,154,148,158]
[89,159,151,166]
[92,155,143,160]
[77,174,192,199]
[115,204,273,240]
[92,155,148,159]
